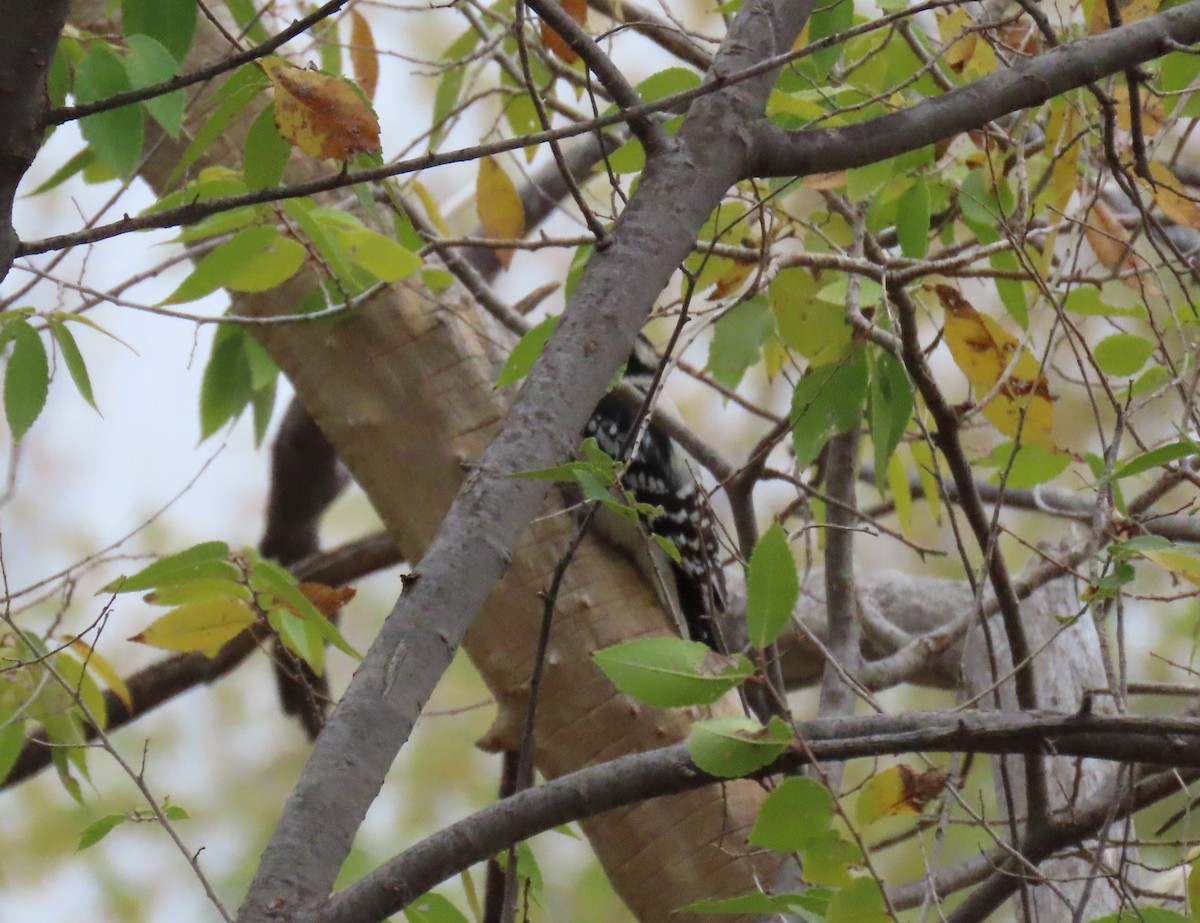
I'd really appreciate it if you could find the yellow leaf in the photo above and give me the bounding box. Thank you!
[708,258,755,301]
[909,441,942,525]
[804,171,847,191]
[61,636,132,709]
[1091,0,1159,32]
[412,179,450,237]
[1143,161,1200,229]
[886,451,913,539]
[1115,84,1163,135]
[129,599,257,658]
[540,0,587,64]
[938,8,977,73]
[936,285,1057,450]
[349,10,379,102]
[260,56,381,161]
[1045,99,1082,214]
[477,156,525,269]
[856,764,948,826]
[1141,547,1200,584]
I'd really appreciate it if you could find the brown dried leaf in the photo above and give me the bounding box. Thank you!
[260,56,381,161]
[349,10,379,102]
[299,582,356,618]
[540,0,587,64]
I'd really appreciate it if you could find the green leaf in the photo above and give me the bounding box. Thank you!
[145,578,252,606]
[1061,287,1144,317]
[804,0,854,81]
[53,651,108,728]
[243,103,292,190]
[826,878,888,923]
[164,225,282,304]
[769,269,852,367]
[152,169,247,214]
[0,717,26,785]
[4,319,50,440]
[707,296,774,389]
[565,244,593,299]
[226,235,306,292]
[993,251,1027,329]
[686,715,792,778]
[176,206,259,243]
[869,348,911,481]
[749,776,835,851]
[847,157,895,203]
[636,66,701,101]
[75,42,143,179]
[242,334,278,390]
[268,607,325,677]
[199,325,253,438]
[123,0,197,62]
[1094,333,1154,377]
[515,841,544,907]
[431,25,482,150]
[250,559,361,659]
[745,523,800,649]
[496,315,559,388]
[680,891,829,917]
[1106,440,1198,483]
[790,351,868,469]
[980,441,1071,488]
[77,814,127,851]
[250,365,278,447]
[167,65,265,186]
[337,229,423,283]
[47,318,98,411]
[593,637,753,707]
[896,178,930,258]
[123,35,184,138]
[101,541,233,593]
[283,199,357,284]
[405,891,471,923]
[29,148,95,196]
[221,0,269,43]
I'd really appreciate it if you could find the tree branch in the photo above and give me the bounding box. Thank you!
[748,1,1200,178]
[318,710,1200,923]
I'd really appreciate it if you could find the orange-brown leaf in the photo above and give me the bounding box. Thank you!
[1084,199,1136,271]
[1143,160,1200,228]
[260,56,381,161]
[299,582,356,618]
[349,10,379,102]
[477,156,526,269]
[540,0,587,64]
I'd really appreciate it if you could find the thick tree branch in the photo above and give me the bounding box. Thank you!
[0,0,68,279]
[748,1,1200,178]
[318,710,1200,923]
[237,3,817,919]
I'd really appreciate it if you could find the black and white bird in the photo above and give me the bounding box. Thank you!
[583,340,727,649]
